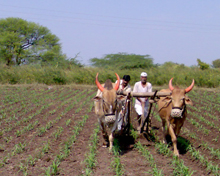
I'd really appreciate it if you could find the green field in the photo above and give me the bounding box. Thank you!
[0,84,219,175]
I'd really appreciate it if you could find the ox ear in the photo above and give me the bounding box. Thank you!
[163,96,172,102]
[185,95,193,105]
[93,96,102,102]
[117,95,126,101]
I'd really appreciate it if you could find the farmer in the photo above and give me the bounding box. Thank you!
[95,74,131,97]
[115,75,132,92]
[133,72,152,132]
[115,75,132,132]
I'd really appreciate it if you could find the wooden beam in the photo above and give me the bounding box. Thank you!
[117,91,171,97]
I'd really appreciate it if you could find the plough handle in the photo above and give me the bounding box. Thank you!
[140,90,158,133]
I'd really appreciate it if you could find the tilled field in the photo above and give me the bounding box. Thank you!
[0,85,219,176]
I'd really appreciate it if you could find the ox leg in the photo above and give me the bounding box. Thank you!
[99,120,109,147]
[162,119,166,144]
[174,121,183,137]
[167,121,179,157]
[174,126,181,137]
[109,133,114,151]
[102,131,109,147]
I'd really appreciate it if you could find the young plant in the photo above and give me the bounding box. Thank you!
[65,119,71,126]
[172,156,194,176]
[13,142,26,154]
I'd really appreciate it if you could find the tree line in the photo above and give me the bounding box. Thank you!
[0,17,220,69]
[0,17,219,87]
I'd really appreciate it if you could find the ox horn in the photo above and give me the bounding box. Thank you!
[185,79,195,93]
[114,73,120,90]
[95,73,104,92]
[169,78,174,91]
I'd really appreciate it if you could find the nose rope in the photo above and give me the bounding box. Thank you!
[105,113,115,116]
[172,107,183,110]
[102,99,116,116]
[158,98,186,118]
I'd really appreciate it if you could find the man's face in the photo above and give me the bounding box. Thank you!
[122,79,129,87]
[140,76,147,84]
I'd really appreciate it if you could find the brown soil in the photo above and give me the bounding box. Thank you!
[0,86,219,176]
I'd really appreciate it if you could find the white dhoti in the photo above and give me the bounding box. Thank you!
[134,101,149,117]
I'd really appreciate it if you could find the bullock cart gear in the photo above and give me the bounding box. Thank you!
[117,90,171,133]
[119,92,131,135]
[140,90,158,133]
[114,91,132,135]
[119,91,171,98]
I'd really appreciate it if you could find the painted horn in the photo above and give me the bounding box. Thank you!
[114,73,120,90]
[95,73,104,92]
[168,78,174,91]
[185,79,195,93]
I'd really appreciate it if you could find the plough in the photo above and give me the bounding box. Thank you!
[117,90,171,134]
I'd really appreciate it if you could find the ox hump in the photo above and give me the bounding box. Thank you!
[104,79,113,90]
[159,89,170,92]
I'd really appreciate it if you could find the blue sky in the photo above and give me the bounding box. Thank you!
[1,1,220,66]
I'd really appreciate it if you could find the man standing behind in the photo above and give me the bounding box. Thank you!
[116,75,132,92]
[133,72,152,132]
[115,75,132,132]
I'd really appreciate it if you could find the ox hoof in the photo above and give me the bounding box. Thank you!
[102,142,108,148]
[173,152,179,157]
[109,147,113,153]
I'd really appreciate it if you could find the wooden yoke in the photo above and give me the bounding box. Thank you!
[117,90,171,98]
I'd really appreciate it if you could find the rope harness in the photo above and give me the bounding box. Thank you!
[120,92,131,132]
[158,98,186,119]
[158,99,172,112]
[102,99,117,124]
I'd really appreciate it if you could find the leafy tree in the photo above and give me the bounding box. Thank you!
[68,57,84,67]
[90,53,154,69]
[160,61,180,67]
[0,17,65,66]
[212,59,220,68]
[197,59,209,70]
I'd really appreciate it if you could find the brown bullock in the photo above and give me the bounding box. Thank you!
[157,78,194,156]
[94,73,121,151]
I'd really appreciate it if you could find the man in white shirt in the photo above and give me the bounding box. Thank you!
[133,72,152,132]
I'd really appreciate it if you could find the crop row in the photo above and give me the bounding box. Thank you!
[151,105,219,175]
[0,89,96,175]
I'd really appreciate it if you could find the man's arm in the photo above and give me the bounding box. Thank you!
[137,97,144,104]
[133,82,137,92]
[148,82,152,92]
[145,83,152,101]
[125,85,132,92]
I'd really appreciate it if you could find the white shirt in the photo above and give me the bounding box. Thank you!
[133,81,152,106]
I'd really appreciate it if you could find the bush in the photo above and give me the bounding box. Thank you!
[0,64,219,87]
[212,59,220,68]
[197,59,210,70]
